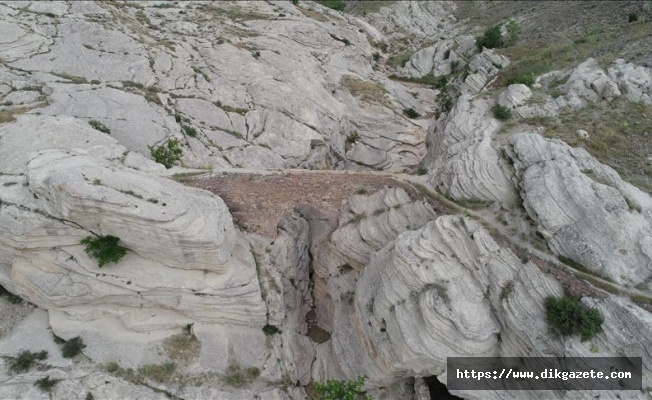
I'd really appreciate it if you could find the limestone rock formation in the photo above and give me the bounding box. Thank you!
[0,0,433,172]
[425,94,516,204]
[325,215,652,399]
[505,133,652,289]
[497,83,558,119]
[562,58,652,107]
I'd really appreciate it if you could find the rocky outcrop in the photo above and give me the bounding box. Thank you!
[562,58,652,107]
[0,0,434,172]
[400,35,476,78]
[325,215,652,399]
[497,83,558,119]
[505,133,652,288]
[461,48,509,95]
[425,94,516,204]
[0,116,266,371]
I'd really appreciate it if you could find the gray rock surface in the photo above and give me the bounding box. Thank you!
[425,94,516,204]
[506,133,652,288]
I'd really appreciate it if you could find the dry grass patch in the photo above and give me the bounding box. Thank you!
[528,100,652,194]
[340,75,391,108]
[299,7,331,23]
[0,105,42,124]
[163,332,201,364]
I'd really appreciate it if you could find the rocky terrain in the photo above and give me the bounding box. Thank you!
[1,1,652,400]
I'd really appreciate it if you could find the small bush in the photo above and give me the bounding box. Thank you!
[346,131,360,144]
[416,165,428,175]
[450,60,460,74]
[61,336,87,358]
[545,296,603,341]
[34,376,60,393]
[149,138,183,169]
[262,324,280,335]
[476,24,504,50]
[80,235,128,268]
[506,73,535,86]
[492,105,512,120]
[106,361,120,373]
[88,120,110,134]
[372,52,380,62]
[223,362,260,388]
[403,108,420,118]
[506,19,521,45]
[313,376,371,400]
[139,362,176,383]
[628,12,639,23]
[316,0,345,11]
[9,350,48,373]
[182,125,197,137]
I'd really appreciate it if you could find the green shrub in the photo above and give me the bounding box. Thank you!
[346,131,360,144]
[182,125,197,137]
[403,108,420,118]
[106,361,120,373]
[9,350,48,373]
[506,19,521,45]
[506,73,535,86]
[88,120,110,134]
[389,74,448,89]
[316,0,345,11]
[545,296,603,341]
[80,235,128,268]
[628,12,639,22]
[372,52,380,62]
[61,336,87,358]
[476,24,504,50]
[492,105,512,120]
[313,376,372,400]
[450,60,460,74]
[262,324,280,335]
[34,376,60,393]
[149,138,183,169]
[223,362,260,388]
[139,362,176,383]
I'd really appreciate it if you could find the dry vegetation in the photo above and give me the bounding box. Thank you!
[525,100,652,194]
[339,75,391,108]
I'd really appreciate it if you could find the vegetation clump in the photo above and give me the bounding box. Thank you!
[262,324,280,335]
[9,350,48,373]
[476,24,504,50]
[61,336,87,358]
[80,235,128,268]
[492,105,512,120]
[34,376,60,393]
[506,19,521,45]
[313,376,372,400]
[88,120,110,134]
[506,72,535,86]
[149,138,183,169]
[545,296,603,341]
[182,124,197,137]
[223,361,260,388]
[316,0,345,11]
[403,108,420,118]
